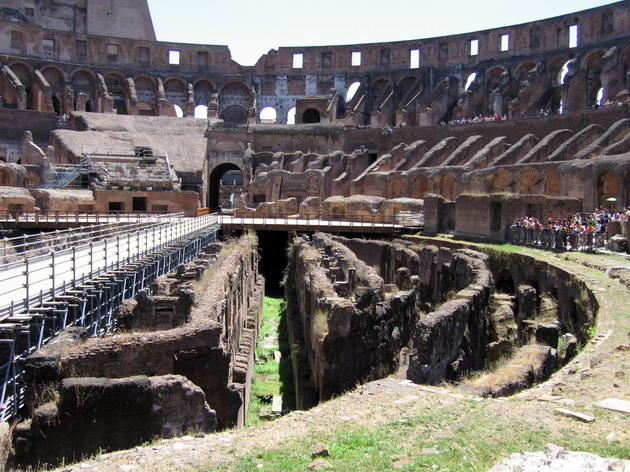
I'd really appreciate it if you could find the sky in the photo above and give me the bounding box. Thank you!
[146,0,618,66]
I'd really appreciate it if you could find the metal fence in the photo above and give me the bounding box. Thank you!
[508,226,608,251]
[219,212,424,232]
[0,213,219,421]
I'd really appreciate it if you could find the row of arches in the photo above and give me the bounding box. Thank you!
[0,63,256,122]
[2,41,630,125]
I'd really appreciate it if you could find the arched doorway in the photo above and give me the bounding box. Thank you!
[597,171,617,208]
[209,163,243,211]
[194,104,208,118]
[302,108,320,123]
[221,104,247,124]
[259,106,277,123]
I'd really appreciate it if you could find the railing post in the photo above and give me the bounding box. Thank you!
[50,250,56,299]
[72,247,77,289]
[89,242,94,279]
[24,258,30,311]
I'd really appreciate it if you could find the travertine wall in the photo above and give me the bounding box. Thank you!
[15,234,263,467]
[285,233,493,407]
[287,233,599,406]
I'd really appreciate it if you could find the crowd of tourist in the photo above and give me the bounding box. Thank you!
[440,114,508,125]
[510,208,629,250]
[597,96,630,109]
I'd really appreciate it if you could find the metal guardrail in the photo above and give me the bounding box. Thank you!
[219,212,423,232]
[0,211,185,226]
[0,213,219,421]
[508,226,608,251]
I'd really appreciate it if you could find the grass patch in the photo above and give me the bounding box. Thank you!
[226,399,630,471]
[248,296,295,426]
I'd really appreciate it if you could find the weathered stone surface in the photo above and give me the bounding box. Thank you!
[489,444,630,471]
[14,375,216,468]
[17,235,263,467]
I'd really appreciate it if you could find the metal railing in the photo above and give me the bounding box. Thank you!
[0,211,184,226]
[508,226,608,251]
[219,212,423,231]
[0,213,220,421]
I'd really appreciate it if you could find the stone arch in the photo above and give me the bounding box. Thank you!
[24,169,42,189]
[259,106,277,123]
[164,78,187,115]
[437,173,455,201]
[486,66,510,115]
[492,170,515,193]
[221,104,247,124]
[104,73,126,115]
[411,174,429,198]
[71,70,96,111]
[194,104,208,118]
[548,55,570,86]
[345,80,362,101]
[134,76,157,114]
[0,168,14,186]
[10,63,32,108]
[596,171,617,208]
[517,170,541,194]
[138,102,154,115]
[495,269,515,293]
[371,77,394,124]
[397,75,419,124]
[193,79,214,106]
[41,66,65,114]
[208,162,243,210]
[302,108,320,124]
[544,170,560,196]
[371,77,392,104]
[583,49,605,108]
[287,106,297,124]
[219,82,251,117]
[464,71,478,91]
[513,61,537,84]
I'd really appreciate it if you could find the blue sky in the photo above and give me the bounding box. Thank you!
[147,0,618,66]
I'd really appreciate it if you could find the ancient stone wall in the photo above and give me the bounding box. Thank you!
[1,3,629,125]
[285,233,493,407]
[14,234,263,467]
[287,233,600,406]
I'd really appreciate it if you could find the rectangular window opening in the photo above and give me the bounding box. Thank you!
[11,31,23,50]
[500,34,509,52]
[42,38,55,60]
[292,53,303,69]
[168,49,180,65]
[470,39,479,56]
[379,49,390,66]
[139,46,150,64]
[25,7,34,16]
[569,24,579,48]
[197,51,208,67]
[410,48,420,68]
[351,51,362,67]
[107,43,118,61]
[76,40,86,58]
[321,52,332,68]
[601,12,613,34]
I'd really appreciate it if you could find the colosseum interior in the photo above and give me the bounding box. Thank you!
[1,1,629,470]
